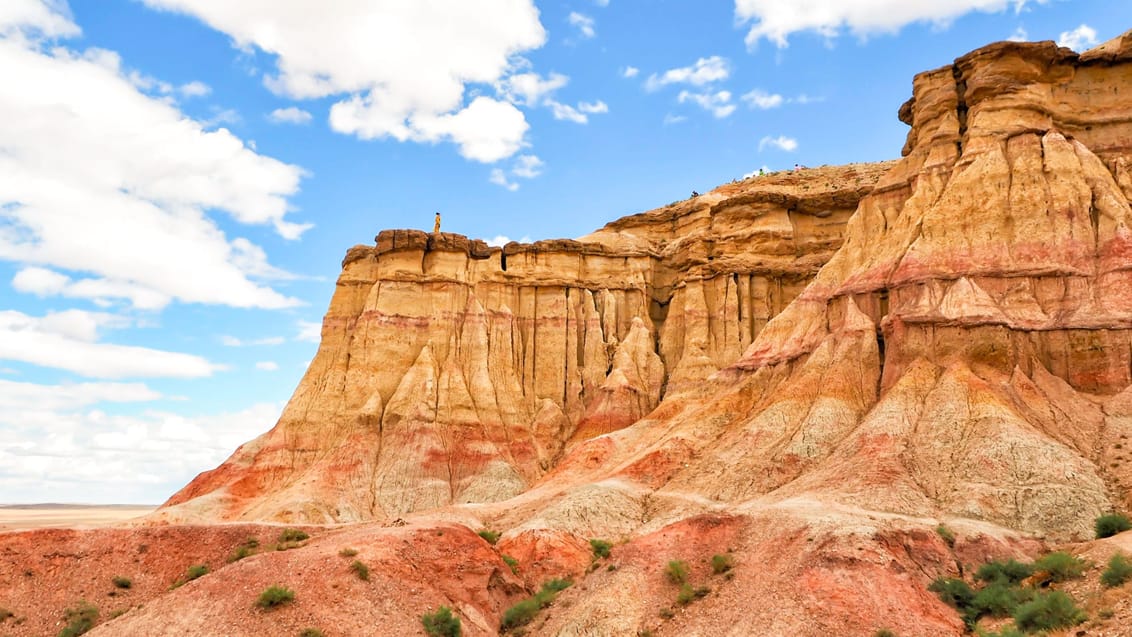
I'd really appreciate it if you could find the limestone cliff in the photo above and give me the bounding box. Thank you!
[161,163,889,522]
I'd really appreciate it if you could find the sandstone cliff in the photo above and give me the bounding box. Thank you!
[160,162,889,522]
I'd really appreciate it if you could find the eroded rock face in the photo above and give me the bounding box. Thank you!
[159,164,888,523]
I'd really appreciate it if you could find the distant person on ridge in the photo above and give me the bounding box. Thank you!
[433,212,441,233]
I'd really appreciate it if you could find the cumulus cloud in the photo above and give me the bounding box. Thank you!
[0,14,308,311]
[735,0,1047,48]
[622,66,639,78]
[741,89,784,109]
[178,80,211,97]
[490,154,543,190]
[0,310,219,379]
[485,235,531,247]
[678,90,736,118]
[1007,26,1029,42]
[759,135,798,152]
[569,12,595,38]
[141,0,547,163]
[296,320,322,344]
[1058,24,1098,51]
[646,56,730,91]
[0,0,80,38]
[0,398,283,503]
[490,168,519,191]
[496,71,606,125]
[268,106,313,124]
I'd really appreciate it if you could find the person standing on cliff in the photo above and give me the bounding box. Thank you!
[433,212,441,233]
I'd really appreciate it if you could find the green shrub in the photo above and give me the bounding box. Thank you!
[279,529,309,542]
[501,598,541,630]
[477,530,501,545]
[58,601,98,637]
[350,560,370,581]
[665,560,689,585]
[928,577,974,610]
[676,583,695,605]
[1031,551,1087,582]
[299,630,325,637]
[111,576,132,589]
[186,564,208,580]
[590,539,612,559]
[1101,553,1132,588]
[502,554,519,574]
[338,547,358,557]
[229,545,254,562]
[1013,590,1086,632]
[421,605,461,637]
[968,582,1032,619]
[541,578,571,594]
[1095,513,1132,539]
[658,607,674,619]
[936,524,956,547]
[710,553,733,574]
[256,585,295,609]
[974,559,1032,586]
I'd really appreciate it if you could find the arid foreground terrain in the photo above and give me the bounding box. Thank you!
[6,32,1132,637]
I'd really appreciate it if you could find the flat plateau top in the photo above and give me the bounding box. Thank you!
[0,504,155,530]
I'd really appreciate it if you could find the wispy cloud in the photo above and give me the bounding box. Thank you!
[759,135,798,152]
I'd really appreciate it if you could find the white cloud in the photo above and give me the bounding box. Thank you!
[1058,24,1098,51]
[0,310,218,379]
[485,235,531,247]
[497,71,569,106]
[569,12,595,38]
[512,154,544,178]
[255,361,279,371]
[646,56,730,91]
[1007,26,1028,42]
[221,335,285,347]
[178,80,211,98]
[296,320,322,343]
[0,18,309,311]
[678,90,736,118]
[0,398,283,503]
[141,0,547,163]
[622,66,639,78]
[593,0,610,6]
[0,0,80,38]
[759,135,798,152]
[13,266,172,310]
[741,89,784,109]
[736,0,1047,48]
[268,106,313,124]
[578,100,608,114]
[490,168,519,191]
[548,100,587,123]
[663,113,687,125]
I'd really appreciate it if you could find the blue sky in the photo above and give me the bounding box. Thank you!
[2,0,1129,504]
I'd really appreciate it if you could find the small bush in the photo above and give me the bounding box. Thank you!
[710,554,733,574]
[229,546,254,562]
[1101,553,1132,588]
[665,560,689,585]
[968,582,1032,619]
[658,607,674,619]
[974,559,1032,586]
[478,530,501,545]
[936,525,956,547]
[928,577,974,610]
[338,547,358,557]
[256,585,295,609]
[243,536,260,548]
[279,529,309,542]
[421,605,461,637]
[111,576,132,589]
[350,560,370,581]
[502,554,519,574]
[1031,551,1087,582]
[1095,513,1132,539]
[58,601,98,637]
[694,585,710,598]
[541,578,572,594]
[590,539,612,559]
[299,630,325,637]
[676,583,695,605]
[1013,590,1086,632]
[186,564,208,580]
[501,598,540,630]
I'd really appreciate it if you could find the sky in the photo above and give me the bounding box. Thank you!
[2,0,1130,504]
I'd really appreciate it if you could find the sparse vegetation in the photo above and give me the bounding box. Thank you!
[111,576,132,589]
[256,585,295,609]
[299,630,324,637]
[170,564,209,589]
[279,528,309,542]
[873,630,897,637]
[664,560,689,585]
[928,577,975,610]
[421,605,462,637]
[338,547,358,557]
[1101,552,1132,588]
[676,583,695,605]
[0,607,13,622]
[349,559,370,581]
[1012,590,1086,632]
[1031,551,1087,582]
[590,538,612,559]
[710,553,733,574]
[500,579,572,632]
[502,554,519,574]
[658,607,674,619]
[230,537,261,562]
[477,529,501,545]
[58,601,98,637]
[936,524,956,548]
[1095,513,1132,539]
[974,559,1032,586]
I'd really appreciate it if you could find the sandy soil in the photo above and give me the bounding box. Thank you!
[0,505,155,530]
